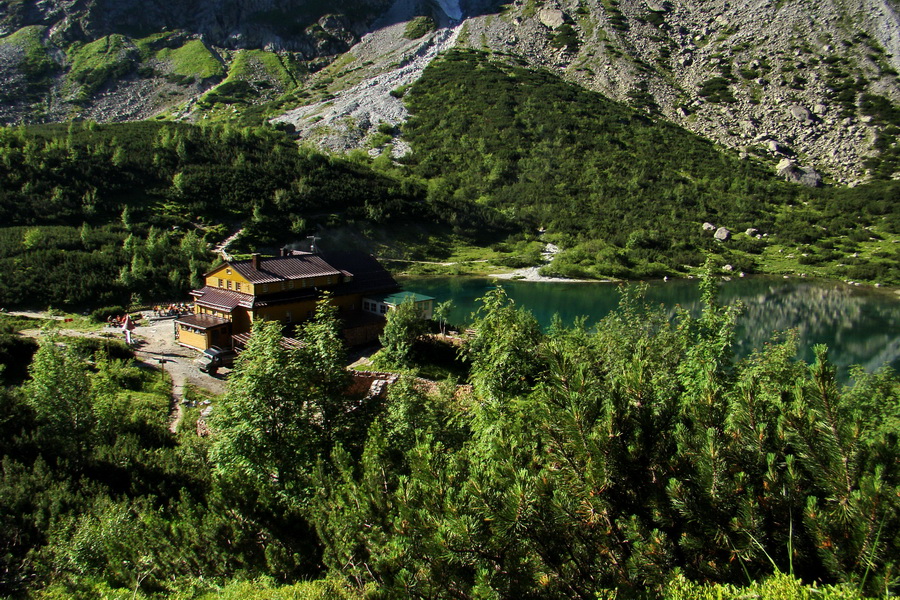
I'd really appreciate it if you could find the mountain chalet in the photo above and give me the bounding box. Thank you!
[175,250,433,351]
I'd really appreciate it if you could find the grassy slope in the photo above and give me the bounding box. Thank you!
[66,35,139,98]
[0,25,54,74]
[155,39,225,79]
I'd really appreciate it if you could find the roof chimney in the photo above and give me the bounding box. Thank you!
[251,253,261,270]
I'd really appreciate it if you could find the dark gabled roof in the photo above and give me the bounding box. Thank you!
[319,251,400,296]
[190,287,254,311]
[230,254,341,284]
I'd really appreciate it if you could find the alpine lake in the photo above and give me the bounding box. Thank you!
[403,275,900,382]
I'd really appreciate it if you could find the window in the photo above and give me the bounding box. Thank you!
[285,311,292,323]
[363,301,370,310]
[227,280,232,290]
[380,304,388,314]
[217,278,224,288]
[288,280,294,289]
[262,284,269,293]
[235,282,241,292]
[226,268,232,275]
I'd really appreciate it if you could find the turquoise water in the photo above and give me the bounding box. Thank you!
[404,276,900,378]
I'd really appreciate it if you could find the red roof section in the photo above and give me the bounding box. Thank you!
[190,287,254,311]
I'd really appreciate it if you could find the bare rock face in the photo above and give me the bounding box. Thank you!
[2,0,393,52]
[2,0,900,188]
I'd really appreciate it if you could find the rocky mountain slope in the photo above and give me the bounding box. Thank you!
[1,0,899,183]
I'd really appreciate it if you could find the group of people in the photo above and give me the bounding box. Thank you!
[106,314,135,327]
[152,303,192,317]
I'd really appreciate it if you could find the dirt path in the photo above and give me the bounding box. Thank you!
[15,312,227,433]
[130,317,229,432]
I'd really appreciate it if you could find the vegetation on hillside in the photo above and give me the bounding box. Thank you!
[0,120,436,308]
[0,25,57,102]
[401,50,899,282]
[1,277,898,598]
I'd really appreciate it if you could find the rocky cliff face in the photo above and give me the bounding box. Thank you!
[1,0,899,183]
[0,0,392,51]
[455,0,900,183]
[272,0,900,184]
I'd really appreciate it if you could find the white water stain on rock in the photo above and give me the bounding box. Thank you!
[436,0,463,20]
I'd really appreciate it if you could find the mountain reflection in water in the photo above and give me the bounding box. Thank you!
[404,276,900,380]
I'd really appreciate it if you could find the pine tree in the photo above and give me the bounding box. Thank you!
[378,297,426,368]
[462,286,542,401]
[209,319,321,505]
[25,330,95,460]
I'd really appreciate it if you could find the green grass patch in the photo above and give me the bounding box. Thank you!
[66,34,138,98]
[550,23,581,53]
[698,76,736,103]
[231,49,299,88]
[156,39,225,80]
[0,25,56,80]
[199,49,301,109]
[0,313,52,334]
[404,16,436,40]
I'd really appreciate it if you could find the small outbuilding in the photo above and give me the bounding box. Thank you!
[363,291,435,320]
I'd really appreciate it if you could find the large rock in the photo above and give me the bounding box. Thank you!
[777,159,823,187]
[702,222,717,231]
[714,227,731,241]
[789,105,813,123]
[539,8,567,29]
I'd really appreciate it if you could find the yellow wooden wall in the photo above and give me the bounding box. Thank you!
[205,265,252,293]
[178,327,208,351]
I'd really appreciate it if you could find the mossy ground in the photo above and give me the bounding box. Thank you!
[66,35,138,98]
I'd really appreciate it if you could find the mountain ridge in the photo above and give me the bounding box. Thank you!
[1,0,900,183]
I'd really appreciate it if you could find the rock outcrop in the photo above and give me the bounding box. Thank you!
[777,159,824,187]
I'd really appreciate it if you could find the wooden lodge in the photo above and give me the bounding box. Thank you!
[176,249,408,351]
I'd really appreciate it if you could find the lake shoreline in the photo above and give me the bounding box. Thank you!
[401,275,900,379]
[399,270,900,297]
